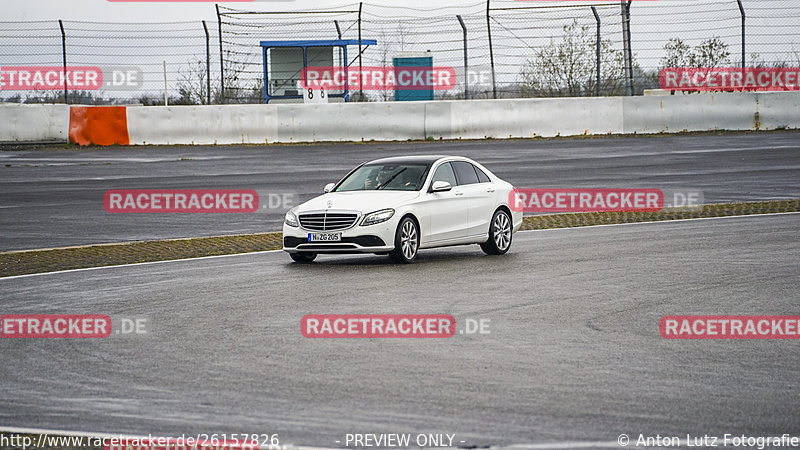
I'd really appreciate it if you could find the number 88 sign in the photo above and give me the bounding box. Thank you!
[302,84,328,104]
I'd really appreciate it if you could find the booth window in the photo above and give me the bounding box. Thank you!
[266,47,303,97]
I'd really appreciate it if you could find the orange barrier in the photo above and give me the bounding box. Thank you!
[69,106,129,146]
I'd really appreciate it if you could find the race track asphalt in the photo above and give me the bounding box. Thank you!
[1,214,798,448]
[1,131,799,251]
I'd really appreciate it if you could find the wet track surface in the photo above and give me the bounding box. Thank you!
[1,131,800,251]
[1,215,798,447]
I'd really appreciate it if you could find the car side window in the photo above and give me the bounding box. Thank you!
[431,162,457,187]
[452,161,479,185]
[474,165,491,183]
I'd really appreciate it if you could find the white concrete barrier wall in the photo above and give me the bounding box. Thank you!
[275,102,427,142]
[0,104,69,142]
[2,92,798,145]
[127,104,279,145]
[446,97,624,139]
[756,92,800,130]
[622,93,759,134]
[128,92,798,145]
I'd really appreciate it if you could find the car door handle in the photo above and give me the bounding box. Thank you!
[486,188,495,193]
[454,191,464,196]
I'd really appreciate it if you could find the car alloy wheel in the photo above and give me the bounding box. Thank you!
[389,217,419,263]
[481,209,512,255]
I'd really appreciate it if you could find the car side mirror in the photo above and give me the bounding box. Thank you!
[431,181,452,192]
[324,183,335,193]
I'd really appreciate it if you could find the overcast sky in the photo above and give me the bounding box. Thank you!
[8,0,461,22]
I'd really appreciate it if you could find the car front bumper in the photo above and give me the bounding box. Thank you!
[282,218,398,254]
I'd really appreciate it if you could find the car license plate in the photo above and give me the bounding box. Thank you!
[308,232,342,242]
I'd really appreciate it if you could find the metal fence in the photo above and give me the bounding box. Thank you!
[1,0,798,104]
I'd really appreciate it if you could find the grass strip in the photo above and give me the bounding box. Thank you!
[1,199,797,278]
[518,199,800,231]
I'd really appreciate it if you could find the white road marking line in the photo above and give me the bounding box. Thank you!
[0,427,646,449]
[1,211,797,281]
[503,442,627,449]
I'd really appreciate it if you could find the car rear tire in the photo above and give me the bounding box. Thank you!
[290,252,317,263]
[481,209,512,255]
[388,217,419,264]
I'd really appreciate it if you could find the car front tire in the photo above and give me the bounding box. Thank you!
[290,252,317,263]
[388,217,419,264]
[481,209,512,255]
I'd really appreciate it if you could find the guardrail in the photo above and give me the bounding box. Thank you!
[1,92,798,145]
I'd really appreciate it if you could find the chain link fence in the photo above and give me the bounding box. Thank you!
[1,0,798,105]
[0,20,219,105]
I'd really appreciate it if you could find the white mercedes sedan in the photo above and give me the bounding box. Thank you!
[282,155,522,263]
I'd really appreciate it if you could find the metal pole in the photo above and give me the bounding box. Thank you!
[626,1,634,93]
[216,4,225,104]
[335,20,342,40]
[59,20,67,104]
[203,21,211,105]
[487,0,497,99]
[620,1,633,96]
[163,61,169,106]
[737,0,746,69]
[358,2,363,100]
[591,7,601,97]
[457,15,468,100]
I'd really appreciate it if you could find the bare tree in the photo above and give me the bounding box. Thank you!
[660,37,730,69]
[176,59,211,105]
[174,50,259,104]
[372,24,414,102]
[520,19,629,97]
[661,38,693,68]
[692,37,731,68]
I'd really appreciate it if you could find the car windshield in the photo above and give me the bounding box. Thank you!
[334,163,430,192]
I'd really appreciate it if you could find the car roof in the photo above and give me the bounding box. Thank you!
[364,155,455,166]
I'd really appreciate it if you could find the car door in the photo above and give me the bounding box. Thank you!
[424,162,470,243]
[452,161,496,238]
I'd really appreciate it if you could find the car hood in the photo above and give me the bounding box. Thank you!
[296,190,421,213]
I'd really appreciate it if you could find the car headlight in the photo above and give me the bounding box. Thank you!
[361,208,395,226]
[284,210,299,227]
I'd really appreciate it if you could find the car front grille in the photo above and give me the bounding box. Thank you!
[298,212,359,231]
[284,235,386,248]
